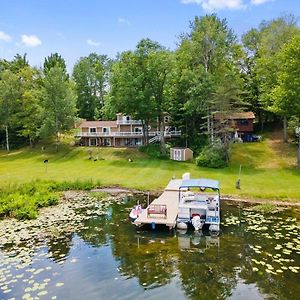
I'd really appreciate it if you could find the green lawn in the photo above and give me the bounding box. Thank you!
[0,139,299,201]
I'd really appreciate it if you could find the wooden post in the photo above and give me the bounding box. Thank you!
[5,125,9,153]
[296,127,300,166]
[236,165,242,189]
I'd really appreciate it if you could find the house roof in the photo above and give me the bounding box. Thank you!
[213,111,255,120]
[78,120,117,128]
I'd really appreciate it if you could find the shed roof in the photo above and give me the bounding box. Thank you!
[213,111,255,120]
[171,147,193,151]
[78,120,117,128]
[180,178,220,190]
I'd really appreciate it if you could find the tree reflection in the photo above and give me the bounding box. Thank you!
[74,198,300,300]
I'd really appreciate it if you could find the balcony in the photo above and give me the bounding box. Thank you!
[116,119,142,125]
[75,130,181,138]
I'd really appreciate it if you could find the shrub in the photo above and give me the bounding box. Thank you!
[14,206,38,220]
[34,192,59,207]
[139,144,169,159]
[196,144,227,168]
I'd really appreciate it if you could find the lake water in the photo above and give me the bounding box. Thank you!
[0,195,299,300]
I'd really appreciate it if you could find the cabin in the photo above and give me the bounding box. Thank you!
[213,111,255,141]
[170,147,193,161]
[75,113,181,147]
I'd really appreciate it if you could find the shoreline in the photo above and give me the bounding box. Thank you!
[93,186,300,207]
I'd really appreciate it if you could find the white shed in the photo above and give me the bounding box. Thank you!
[170,147,193,161]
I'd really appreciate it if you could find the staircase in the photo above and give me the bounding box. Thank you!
[149,135,160,144]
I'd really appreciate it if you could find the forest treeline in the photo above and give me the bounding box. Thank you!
[1,14,300,158]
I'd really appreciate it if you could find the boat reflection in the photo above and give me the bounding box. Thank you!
[177,230,220,251]
[134,230,220,253]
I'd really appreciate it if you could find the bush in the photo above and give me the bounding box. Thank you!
[139,144,169,159]
[34,192,59,207]
[14,205,38,220]
[196,144,227,168]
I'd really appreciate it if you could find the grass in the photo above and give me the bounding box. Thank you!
[0,135,299,202]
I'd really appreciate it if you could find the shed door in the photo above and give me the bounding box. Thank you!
[174,149,181,161]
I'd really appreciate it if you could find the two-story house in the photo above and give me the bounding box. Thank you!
[75,113,181,147]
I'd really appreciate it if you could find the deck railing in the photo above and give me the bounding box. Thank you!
[116,120,142,125]
[75,130,181,138]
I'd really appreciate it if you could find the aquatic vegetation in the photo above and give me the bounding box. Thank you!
[0,199,299,299]
[0,180,102,220]
[249,203,279,213]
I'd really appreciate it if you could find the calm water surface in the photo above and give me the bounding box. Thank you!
[0,196,299,300]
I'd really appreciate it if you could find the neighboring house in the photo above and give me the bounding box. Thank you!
[75,113,181,147]
[213,111,255,141]
[170,147,193,161]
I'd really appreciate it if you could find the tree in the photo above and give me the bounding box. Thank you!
[73,53,110,120]
[242,29,265,129]
[146,49,173,154]
[108,39,173,153]
[269,35,300,164]
[40,66,77,151]
[44,53,67,76]
[16,66,43,147]
[173,14,243,150]
[0,70,21,152]
[245,14,300,142]
[108,48,155,146]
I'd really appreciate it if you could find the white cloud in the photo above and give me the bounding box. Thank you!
[0,31,12,42]
[181,0,275,11]
[21,34,42,47]
[118,17,130,25]
[87,39,100,46]
[250,0,273,5]
[181,0,246,11]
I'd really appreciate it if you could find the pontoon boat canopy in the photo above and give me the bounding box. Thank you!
[180,178,220,190]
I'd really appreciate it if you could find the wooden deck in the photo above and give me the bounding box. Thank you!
[134,179,182,229]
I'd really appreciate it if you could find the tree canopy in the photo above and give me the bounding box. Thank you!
[0,13,300,164]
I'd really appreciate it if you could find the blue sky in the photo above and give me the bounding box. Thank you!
[0,0,299,72]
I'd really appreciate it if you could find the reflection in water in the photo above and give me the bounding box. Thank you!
[177,231,220,250]
[0,196,299,300]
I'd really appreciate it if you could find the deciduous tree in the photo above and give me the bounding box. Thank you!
[40,66,77,151]
[73,53,110,120]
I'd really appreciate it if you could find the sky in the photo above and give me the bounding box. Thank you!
[0,0,299,72]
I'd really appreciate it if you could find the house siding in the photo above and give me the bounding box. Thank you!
[75,114,181,148]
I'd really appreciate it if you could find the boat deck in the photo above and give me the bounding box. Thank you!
[134,179,182,229]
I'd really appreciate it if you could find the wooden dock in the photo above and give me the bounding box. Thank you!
[134,179,182,229]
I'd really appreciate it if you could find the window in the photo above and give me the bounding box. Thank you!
[89,138,97,146]
[134,127,142,133]
[164,116,170,123]
[103,138,111,146]
[102,127,110,133]
[125,138,132,146]
[89,127,96,133]
[135,138,142,146]
[237,120,249,126]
